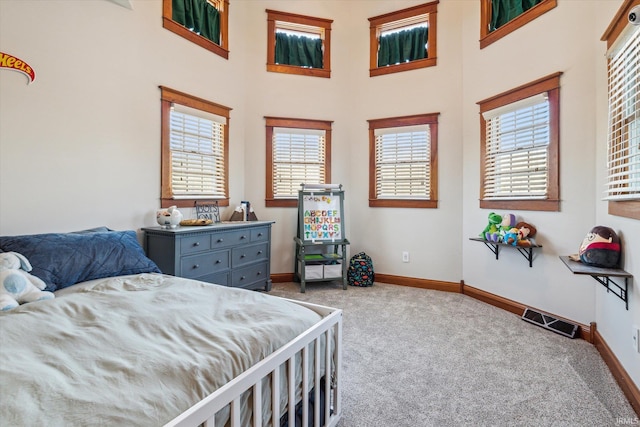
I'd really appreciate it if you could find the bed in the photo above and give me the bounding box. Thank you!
[0,228,343,427]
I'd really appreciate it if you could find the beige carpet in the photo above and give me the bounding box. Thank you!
[268,281,638,427]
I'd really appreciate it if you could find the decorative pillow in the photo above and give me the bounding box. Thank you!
[0,230,161,292]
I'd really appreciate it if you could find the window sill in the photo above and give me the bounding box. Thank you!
[163,18,229,59]
[369,199,437,208]
[162,198,229,209]
[480,199,559,212]
[370,57,436,77]
[266,198,298,208]
[267,64,330,78]
[608,200,640,220]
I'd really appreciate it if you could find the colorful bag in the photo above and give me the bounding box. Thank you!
[347,252,374,287]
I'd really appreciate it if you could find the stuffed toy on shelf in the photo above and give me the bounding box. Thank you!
[480,212,503,241]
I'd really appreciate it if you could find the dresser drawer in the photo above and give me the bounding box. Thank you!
[232,262,268,289]
[251,227,269,242]
[231,242,268,268]
[210,230,251,249]
[180,250,230,279]
[196,272,229,287]
[180,235,211,255]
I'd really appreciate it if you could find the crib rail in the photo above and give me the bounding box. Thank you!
[165,301,343,427]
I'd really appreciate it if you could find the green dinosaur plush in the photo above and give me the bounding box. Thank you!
[480,212,503,241]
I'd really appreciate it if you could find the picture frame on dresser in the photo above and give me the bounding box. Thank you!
[142,221,275,291]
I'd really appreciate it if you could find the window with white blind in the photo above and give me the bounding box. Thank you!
[477,72,561,211]
[160,86,230,208]
[367,113,439,208]
[265,117,332,207]
[604,24,640,205]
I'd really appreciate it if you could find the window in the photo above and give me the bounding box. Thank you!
[367,113,439,208]
[163,0,229,59]
[477,72,561,211]
[368,1,438,78]
[160,86,231,208]
[480,0,556,49]
[265,117,332,207]
[266,10,332,78]
[601,0,640,220]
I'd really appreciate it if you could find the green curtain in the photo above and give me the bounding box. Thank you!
[490,0,542,31]
[172,0,220,45]
[377,26,428,67]
[274,32,323,68]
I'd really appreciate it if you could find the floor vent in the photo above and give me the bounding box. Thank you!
[522,308,579,339]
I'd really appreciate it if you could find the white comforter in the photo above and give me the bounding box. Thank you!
[0,274,323,426]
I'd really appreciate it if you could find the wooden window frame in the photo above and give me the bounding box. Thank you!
[368,113,439,208]
[368,1,438,78]
[480,0,556,49]
[265,117,332,208]
[160,86,231,209]
[601,0,640,220]
[477,72,561,212]
[162,0,229,59]
[266,10,332,78]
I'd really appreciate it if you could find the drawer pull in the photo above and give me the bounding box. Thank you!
[257,271,262,276]
[215,259,221,264]
[240,254,246,259]
[257,250,263,255]
[257,233,263,237]
[193,264,200,269]
[241,235,247,240]
[193,242,200,247]
[240,276,246,280]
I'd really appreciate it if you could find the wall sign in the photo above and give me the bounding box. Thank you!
[0,52,36,84]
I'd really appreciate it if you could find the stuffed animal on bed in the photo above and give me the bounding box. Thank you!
[0,251,54,311]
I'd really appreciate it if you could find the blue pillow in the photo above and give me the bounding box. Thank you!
[0,230,161,292]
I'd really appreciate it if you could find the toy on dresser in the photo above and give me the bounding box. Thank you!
[0,252,54,311]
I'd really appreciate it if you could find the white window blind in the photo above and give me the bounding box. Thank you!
[605,24,640,201]
[169,105,226,198]
[272,127,325,198]
[374,125,430,199]
[483,93,550,199]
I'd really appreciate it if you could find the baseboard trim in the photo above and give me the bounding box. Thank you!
[593,326,640,416]
[271,273,295,283]
[460,281,592,342]
[375,273,461,293]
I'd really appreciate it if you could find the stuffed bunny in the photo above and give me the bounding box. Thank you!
[0,251,54,311]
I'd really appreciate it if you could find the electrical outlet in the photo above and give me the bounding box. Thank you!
[633,325,640,353]
[402,251,410,263]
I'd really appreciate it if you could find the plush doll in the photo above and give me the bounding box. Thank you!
[0,252,54,311]
[579,226,621,268]
[514,222,537,247]
[499,213,517,237]
[480,212,503,241]
[503,227,520,246]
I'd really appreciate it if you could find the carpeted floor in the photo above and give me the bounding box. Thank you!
[268,281,638,427]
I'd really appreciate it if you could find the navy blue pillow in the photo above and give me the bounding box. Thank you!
[0,230,161,292]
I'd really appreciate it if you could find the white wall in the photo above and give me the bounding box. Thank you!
[1,0,637,390]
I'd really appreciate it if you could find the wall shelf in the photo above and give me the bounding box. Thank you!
[469,237,542,267]
[559,256,632,310]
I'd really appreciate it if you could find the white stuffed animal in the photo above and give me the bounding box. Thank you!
[0,252,54,311]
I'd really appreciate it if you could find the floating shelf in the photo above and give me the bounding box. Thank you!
[560,256,633,310]
[469,237,542,267]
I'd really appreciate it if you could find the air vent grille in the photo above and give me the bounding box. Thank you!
[522,308,579,339]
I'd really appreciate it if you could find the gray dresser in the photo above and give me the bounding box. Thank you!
[142,221,274,291]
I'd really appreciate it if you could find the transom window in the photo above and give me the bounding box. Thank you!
[265,117,332,207]
[163,0,229,59]
[266,10,332,78]
[160,86,230,208]
[368,1,438,77]
[480,0,556,49]
[368,114,439,208]
[477,73,561,211]
[601,0,640,220]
